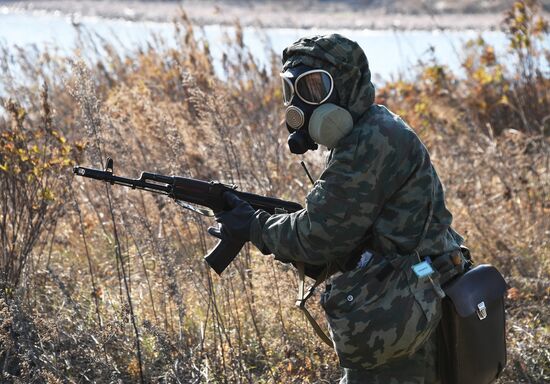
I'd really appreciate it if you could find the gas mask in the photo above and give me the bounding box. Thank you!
[281,65,352,153]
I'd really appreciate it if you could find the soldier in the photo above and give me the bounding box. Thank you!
[210,34,466,383]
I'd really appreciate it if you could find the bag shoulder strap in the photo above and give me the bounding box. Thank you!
[385,167,436,269]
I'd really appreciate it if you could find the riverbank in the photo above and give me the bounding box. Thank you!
[4,0,547,30]
[0,11,511,83]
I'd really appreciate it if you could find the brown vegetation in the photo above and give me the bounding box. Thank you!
[0,1,548,383]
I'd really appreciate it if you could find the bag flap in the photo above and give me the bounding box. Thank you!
[444,264,508,318]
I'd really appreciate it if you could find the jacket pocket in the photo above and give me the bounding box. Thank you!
[321,254,442,370]
[321,253,391,316]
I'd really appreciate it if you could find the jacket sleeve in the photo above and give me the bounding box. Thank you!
[250,125,418,265]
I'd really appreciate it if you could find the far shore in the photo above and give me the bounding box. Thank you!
[4,0,546,30]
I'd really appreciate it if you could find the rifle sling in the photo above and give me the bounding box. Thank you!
[295,262,333,348]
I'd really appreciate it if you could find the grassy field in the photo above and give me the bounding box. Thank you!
[0,1,548,383]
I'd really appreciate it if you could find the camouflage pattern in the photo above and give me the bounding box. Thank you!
[339,327,440,384]
[250,103,463,267]
[319,251,443,369]
[249,34,463,374]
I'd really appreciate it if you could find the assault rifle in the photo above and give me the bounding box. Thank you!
[73,158,303,274]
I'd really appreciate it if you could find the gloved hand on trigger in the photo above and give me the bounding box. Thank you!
[207,192,257,243]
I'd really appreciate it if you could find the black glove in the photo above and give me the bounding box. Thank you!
[207,192,256,243]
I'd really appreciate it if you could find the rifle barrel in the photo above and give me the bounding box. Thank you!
[73,166,171,195]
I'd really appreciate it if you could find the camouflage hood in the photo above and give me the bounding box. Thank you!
[282,34,375,121]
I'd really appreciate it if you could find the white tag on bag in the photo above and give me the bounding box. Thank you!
[412,260,435,279]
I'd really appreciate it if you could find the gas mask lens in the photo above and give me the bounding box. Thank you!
[280,69,334,106]
[295,70,333,105]
[281,77,294,105]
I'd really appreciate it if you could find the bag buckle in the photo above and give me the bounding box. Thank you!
[477,301,487,320]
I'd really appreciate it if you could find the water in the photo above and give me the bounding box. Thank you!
[0,9,514,82]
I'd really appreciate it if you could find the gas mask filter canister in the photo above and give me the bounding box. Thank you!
[308,103,353,149]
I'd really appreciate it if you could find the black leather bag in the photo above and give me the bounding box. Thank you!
[438,264,508,384]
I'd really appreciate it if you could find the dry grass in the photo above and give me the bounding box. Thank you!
[0,1,548,383]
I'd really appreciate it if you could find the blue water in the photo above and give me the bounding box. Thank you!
[0,10,515,82]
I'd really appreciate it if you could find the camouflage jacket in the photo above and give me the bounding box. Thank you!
[249,34,463,269]
[250,104,463,267]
